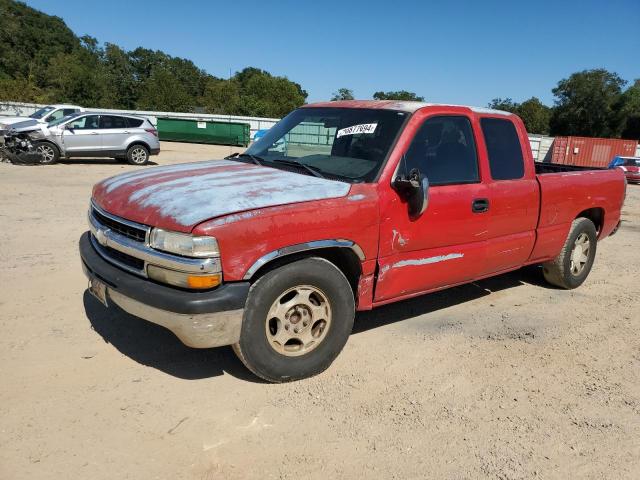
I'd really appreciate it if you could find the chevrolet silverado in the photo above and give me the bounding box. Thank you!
[80,100,626,382]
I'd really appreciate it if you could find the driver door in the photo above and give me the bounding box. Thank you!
[375,114,490,303]
[62,115,102,155]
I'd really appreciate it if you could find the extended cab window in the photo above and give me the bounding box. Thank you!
[481,118,525,180]
[404,116,479,186]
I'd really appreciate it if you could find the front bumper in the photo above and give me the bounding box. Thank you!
[79,232,249,348]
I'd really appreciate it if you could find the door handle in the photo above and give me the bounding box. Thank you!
[472,198,490,213]
[90,132,99,135]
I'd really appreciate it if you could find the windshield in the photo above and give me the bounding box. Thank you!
[48,114,77,127]
[623,158,640,167]
[245,107,408,182]
[29,106,56,119]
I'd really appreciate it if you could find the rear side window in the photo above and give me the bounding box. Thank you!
[126,118,144,128]
[99,115,127,129]
[404,115,479,185]
[481,118,525,180]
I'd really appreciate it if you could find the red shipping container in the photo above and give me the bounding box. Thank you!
[547,136,638,168]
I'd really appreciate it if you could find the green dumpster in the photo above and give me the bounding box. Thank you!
[157,118,250,147]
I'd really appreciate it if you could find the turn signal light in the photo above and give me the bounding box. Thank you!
[187,274,221,289]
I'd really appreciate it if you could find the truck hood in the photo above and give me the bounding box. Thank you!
[0,116,38,127]
[92,160,352,232]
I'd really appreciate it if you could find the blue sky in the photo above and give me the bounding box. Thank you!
[24,0,640,107]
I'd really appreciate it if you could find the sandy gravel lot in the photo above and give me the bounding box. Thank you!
[1,142,639,480]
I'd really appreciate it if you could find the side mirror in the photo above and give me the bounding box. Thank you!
[392,168,429,218]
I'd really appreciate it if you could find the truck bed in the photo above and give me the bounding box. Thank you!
[535,162,605,174]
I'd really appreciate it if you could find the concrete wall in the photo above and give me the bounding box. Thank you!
[0,101,279,139]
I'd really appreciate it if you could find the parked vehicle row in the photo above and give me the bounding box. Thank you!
[609,156,640,184]
[79,100,627,382]
[0,104,84,127]
[3,110,160,165]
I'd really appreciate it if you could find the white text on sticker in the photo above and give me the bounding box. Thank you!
[336,123,378,138]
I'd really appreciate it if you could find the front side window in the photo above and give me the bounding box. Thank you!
[403,115,479,186]
[46,109,65,122]
[481,118,525,180]
[68,115,100,130]
[245,107,407,182]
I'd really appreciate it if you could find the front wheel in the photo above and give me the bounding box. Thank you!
[542,217,597,289]
[233,257,355,382]
[34,142,60,164]
[126,144,149,165]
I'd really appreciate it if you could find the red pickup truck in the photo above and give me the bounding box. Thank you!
[80,100,626,382]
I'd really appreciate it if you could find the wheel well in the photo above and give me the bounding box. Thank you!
[127,141,150,152]
[576,207,604,234]
[248,247,362,296]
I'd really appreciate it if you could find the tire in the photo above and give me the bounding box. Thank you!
[34,142,60,165]
[233,257,355,383]
[542,217,597,289]
[126,144,149,165]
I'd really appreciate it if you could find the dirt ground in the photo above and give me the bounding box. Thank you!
[1,142,639,480]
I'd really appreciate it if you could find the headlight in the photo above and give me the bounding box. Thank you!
[147,265,221,290]
[28,130,44,140]
[149,228,219,258]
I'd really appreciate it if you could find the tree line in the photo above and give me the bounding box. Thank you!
[0,0,306,118]
[1,0,638,139]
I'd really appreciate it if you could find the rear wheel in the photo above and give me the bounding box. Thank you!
[233,257,355,382]
[126,144,149,165]
[542,217,597,289]
[34,142,59,164]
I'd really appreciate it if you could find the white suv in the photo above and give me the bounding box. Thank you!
[0,104,84,127]
[33,112,160,165]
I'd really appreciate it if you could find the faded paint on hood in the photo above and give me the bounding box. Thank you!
[92,160,351,232]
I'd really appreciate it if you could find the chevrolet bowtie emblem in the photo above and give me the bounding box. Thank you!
[95,228,109,246]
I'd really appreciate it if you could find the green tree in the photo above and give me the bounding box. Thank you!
[100,43,136,109]
[487,97,519,113]
[614,80,640,139]
[516,97,551,134]
[373,90,424,101]
[550,69,626,137]
[202,78,241,115]
[136,67,194,112]
[0,0,308,116]
[331,88,354,101]
[0,76,46,103]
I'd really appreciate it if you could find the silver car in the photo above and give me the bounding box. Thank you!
[33,112,160,165]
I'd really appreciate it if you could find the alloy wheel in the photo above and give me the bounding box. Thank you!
[265,285,332,357]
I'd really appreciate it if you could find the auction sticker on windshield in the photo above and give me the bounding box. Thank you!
[336,123,377,138]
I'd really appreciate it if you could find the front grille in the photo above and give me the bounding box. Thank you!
[92,208,147,242]
[101,244,145,271]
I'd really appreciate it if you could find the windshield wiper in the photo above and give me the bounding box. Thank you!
[273,158,326,179]
[225,152,266,166]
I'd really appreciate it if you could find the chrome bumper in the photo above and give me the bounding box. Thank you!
[102,283,242,348]
[80,233,248,349]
